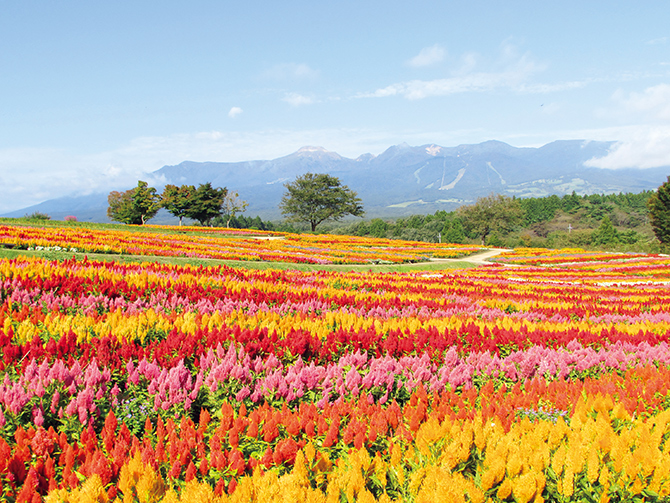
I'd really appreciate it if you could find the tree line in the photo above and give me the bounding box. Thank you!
[107,174,670,252]
[107,182,247,226]
[106,173,363,230]
[332,184,670,252]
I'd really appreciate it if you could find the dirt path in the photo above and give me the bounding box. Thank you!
[430,248,513,265]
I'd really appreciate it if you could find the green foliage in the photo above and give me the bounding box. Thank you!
[520,195,561,225]
[648,176,670,245]
[457,193,524,246]
[185,182,228,226]
[592,216,619,246]
[107,181,160,225]
[132,181,161,225]
[161,184,196,226]
[212,214,274,231]
[222,190,249,227]
[561,191,582,213]
[369,219,388,239]
[107,189,138,225]
[24,211,51,221]
[280,173,364,231]
[442,219,466,244]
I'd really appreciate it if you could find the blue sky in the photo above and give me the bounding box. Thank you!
[1,1,669,213]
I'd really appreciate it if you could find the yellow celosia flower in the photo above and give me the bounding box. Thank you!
[118,452,166,503]
[511,472,537,503]
[505,444,524,478]
[496,478,513,500]
[44,474,108,503]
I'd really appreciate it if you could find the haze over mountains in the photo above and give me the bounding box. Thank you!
[5,140,669,223]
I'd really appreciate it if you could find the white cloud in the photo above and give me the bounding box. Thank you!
[360,45,542,100]
[452,52,477,76]
[519,80,592,94]
[228,106,243,118]
[647,37,668,45]
[609,84,670,121]
[408,44,446,67]
[585,125,670,169]
[0,147,153,214]
[262,63,318,81]
[282,92,316,106]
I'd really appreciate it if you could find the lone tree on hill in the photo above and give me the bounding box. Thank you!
[457,193,524,246]
[107,181,160,225]
[279,173,364,231]
[648,175,670,246]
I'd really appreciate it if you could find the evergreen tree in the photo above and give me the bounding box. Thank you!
[369,219,388,239]
[592,216,618,246]
[648,176,670,245]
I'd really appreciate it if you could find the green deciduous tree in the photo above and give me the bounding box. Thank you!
[132,181,161,225]
[457,193,524,246]
[185,183,227,226]
[648,176,670,246]
[107,189,136,224]
[222,190,248,228]
[107,181,160,225]
[161,184,196,226]
[279,173,364,231]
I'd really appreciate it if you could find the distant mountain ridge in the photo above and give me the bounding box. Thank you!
[5,140,669,222]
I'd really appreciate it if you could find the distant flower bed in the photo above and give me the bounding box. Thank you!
[0,224,481,264]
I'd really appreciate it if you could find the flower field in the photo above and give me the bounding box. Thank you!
[0,224,481,265]
[1,236,670,502]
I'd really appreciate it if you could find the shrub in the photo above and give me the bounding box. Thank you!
[25,211,51,221]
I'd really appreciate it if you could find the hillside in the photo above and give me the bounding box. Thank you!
[3,139,669,223]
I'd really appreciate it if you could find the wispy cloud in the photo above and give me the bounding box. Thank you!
[583,85,670,170]
[228,106,243,118]
[360,43,543,100]
[262,63,318,81]
[360,56,541,100]
[282,92,317,106]
[585,125,670,169]
[518,80,592,93]
[609,83,670,121]
[407,44,446,67]
[647,37,668,45]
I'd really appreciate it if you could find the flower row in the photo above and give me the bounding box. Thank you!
[1,384,667,502]
[3,340,669,434]
[2,257,669,368]
[0,224,481,264]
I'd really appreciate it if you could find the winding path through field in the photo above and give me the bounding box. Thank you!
[430,247,513,265]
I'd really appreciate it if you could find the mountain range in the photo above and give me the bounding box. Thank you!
[5,140,669,222]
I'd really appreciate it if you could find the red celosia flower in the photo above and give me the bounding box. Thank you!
[228,449,245,476]
[184,461,197,482]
